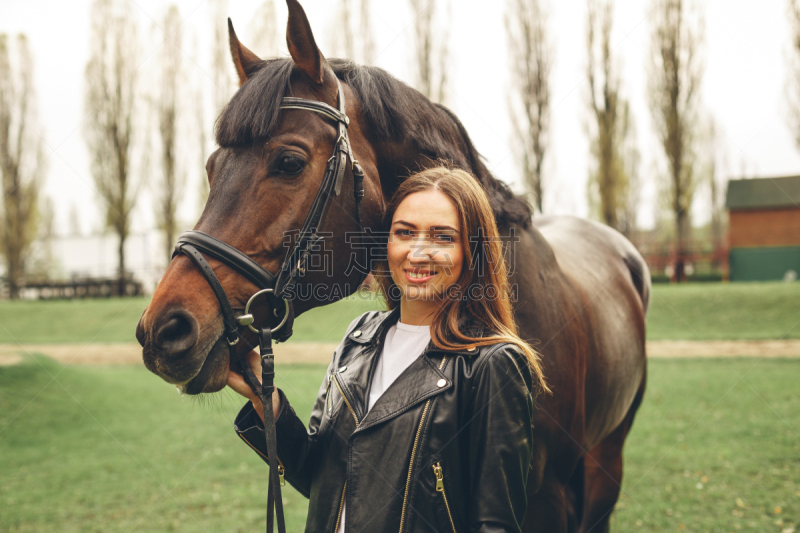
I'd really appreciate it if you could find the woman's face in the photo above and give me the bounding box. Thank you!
[387,189,464,319]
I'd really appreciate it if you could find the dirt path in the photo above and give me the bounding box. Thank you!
[2,340,800,367]
[647,340,800,358]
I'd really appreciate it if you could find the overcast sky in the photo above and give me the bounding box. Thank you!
[2,0,799,237]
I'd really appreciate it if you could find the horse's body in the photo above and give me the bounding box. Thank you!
[135,3,649,531]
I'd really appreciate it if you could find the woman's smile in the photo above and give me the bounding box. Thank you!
[404,268,436,282]
[387,188,464,324]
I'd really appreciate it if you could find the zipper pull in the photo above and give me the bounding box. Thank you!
[433,462,444,492]
[278,464,285,487]
[326,375,333,414]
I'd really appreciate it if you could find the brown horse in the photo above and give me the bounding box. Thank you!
[135,1,650,531]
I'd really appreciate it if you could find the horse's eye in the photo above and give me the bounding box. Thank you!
[276,155,305,175]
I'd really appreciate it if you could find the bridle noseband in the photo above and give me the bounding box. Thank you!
[170,77,365,533]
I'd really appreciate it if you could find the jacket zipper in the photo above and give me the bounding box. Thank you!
[326,374,333,415]
[333,373,360,426]
[332,375,360,531]
[398,356,448,533]
[433,462,457,533]
[333,481,347,532]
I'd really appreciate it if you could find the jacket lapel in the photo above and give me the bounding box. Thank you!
[335,308,399,422]
[335,307,486,431]
[354,350,451,432]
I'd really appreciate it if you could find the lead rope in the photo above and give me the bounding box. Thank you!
[258,327,286,533]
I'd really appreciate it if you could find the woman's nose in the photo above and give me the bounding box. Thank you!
[409,240,436,261]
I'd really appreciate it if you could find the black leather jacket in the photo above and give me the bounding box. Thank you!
[234,308,535,532]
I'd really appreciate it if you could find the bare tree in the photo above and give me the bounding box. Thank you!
[211,0,234,115]
[360,0,376,63]
[196,82,210,212]
[703,117,727,264]
[329,0,375,63]
[507,0,552,213]
[0,34,43,298]
[249,0,279,58]
[586,0,632,231]
[332,0,355,59]
[647,0,703,282]
[28,195,58,280]
[410,0,450,104]
[84,0,140,291]
[788,0,800,148]
[154,5,184,262]
[620,116,642,237]
[183,29,210,215]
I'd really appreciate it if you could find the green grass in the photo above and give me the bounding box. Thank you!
[0,281,796,345]
[2,356,798,531]
[0,355,321,532]
[610,358,800,532]
[0,293,382,345]
[646,282,800,340]
[0,297,151,344]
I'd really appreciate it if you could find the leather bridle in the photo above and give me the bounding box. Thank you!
[171,77,365,533]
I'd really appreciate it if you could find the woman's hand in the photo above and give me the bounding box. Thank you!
[227,348,281,424]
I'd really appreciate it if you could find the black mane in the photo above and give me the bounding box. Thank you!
[215,58,532,228]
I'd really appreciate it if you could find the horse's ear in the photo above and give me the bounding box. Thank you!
[228,18,262,86]
[285,0,325,85]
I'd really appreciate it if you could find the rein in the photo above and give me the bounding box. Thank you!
[171,77,365,533]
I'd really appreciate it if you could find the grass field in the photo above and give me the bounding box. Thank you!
[2,355,798,532]
[0,281,797,344]
[1,282,798,531]
[0,291,383,345]
[646,282,800,341]
[0,355,320,532]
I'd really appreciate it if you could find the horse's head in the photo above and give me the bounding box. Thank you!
[136,0,384,394]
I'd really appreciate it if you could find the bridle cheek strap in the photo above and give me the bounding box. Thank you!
[170,76,367,533]
[273,77,365,298]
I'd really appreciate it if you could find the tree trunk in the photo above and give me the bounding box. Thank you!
[165,225,174,264]
[8,259,19,299]
[674,209,688,283]
[118,233,126,296]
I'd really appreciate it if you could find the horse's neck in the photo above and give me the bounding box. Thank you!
[367,101,502,209]
[369,102,470,190]
[371,139,434,193]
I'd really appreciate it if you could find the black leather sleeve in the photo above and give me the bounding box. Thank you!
[466,344,535,532]
[233,312,374,498]
[233,358,334,499]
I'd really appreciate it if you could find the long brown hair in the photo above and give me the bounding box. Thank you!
[374,167,549,394]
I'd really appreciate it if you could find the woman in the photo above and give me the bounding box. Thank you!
[228,166,548,532]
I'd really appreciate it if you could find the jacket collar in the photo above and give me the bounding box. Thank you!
[336,306,489,432]
[345,306,488,357]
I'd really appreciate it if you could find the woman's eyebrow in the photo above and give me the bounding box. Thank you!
[392,221,460,233]
[430,225,460,233]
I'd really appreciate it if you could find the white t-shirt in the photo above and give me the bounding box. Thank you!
[337,320,431,533]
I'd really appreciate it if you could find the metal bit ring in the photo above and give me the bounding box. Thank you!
[242,288,290,334]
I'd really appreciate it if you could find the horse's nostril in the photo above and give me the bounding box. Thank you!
[155,309,199,357]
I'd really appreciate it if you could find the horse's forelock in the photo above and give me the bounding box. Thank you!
[215,59,294,147]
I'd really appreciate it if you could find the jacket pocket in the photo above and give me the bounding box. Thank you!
[432,462,458,533]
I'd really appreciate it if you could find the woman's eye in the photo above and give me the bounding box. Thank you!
[394,229,413,237]
[434,233,454,242]
[276,155,305,175]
